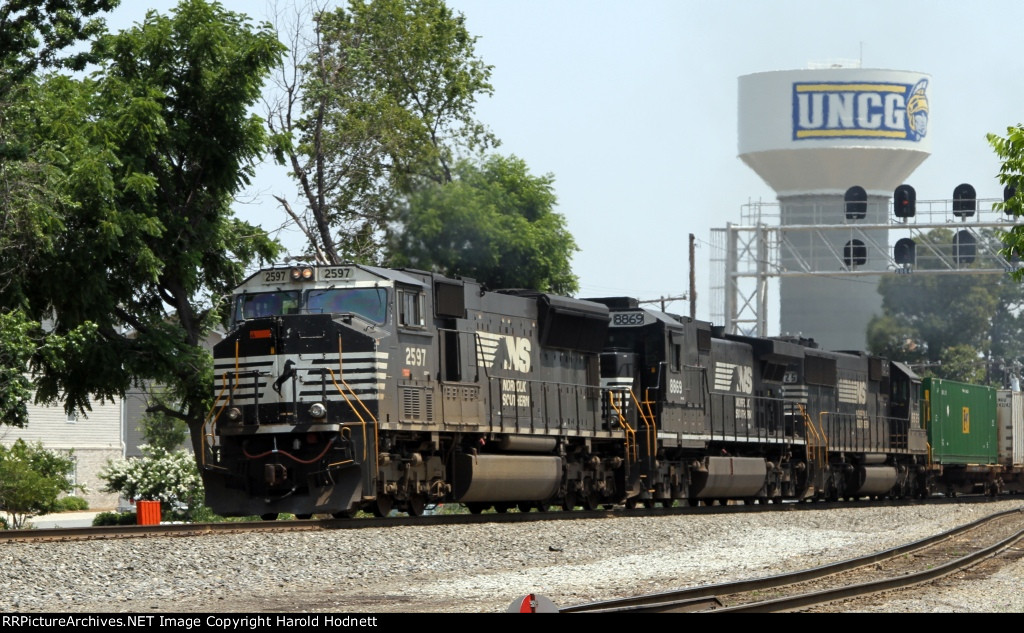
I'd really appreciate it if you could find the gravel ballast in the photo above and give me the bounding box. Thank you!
[2,499,1023,613]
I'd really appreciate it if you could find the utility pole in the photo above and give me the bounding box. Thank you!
[638,295,688,312]
[636,235,696,315]
[689,233,697,320]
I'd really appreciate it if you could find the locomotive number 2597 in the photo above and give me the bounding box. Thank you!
[405,347,427,366]
[320,267,352,281]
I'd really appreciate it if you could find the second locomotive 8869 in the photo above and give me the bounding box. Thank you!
[200,263,933,519]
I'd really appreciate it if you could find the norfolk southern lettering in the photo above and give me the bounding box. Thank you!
[792,78,929,141]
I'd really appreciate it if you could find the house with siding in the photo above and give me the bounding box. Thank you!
[1,329,223,511]
[0,395,124,510]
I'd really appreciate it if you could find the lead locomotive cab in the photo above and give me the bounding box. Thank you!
[202,264,417,518]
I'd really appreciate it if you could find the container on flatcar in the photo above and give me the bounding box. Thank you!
[922,377,997,465]
[996,390,1024,467]
[995,390,1024,494]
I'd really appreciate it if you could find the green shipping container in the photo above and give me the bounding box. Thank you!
[921,377,998,465]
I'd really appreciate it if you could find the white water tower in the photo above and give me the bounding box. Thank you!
[737,66,932,350]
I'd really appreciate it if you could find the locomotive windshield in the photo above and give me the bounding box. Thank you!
[233,291,300,322]
[231,287,389,325]
[306,287,388,323]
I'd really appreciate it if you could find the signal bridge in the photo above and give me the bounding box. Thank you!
[710,193,1024,338]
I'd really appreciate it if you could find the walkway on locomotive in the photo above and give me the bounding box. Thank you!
[596,302,922,458]
[591,301,800,448]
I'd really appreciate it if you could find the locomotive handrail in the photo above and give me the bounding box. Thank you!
[816,411,830,461]
[799,405,826,470]
[200,376,235,472]
[635,388,657,462]
[324,335,378,465]
[486,372,605,433]
[201,340,250,472]
[607,390,638,461]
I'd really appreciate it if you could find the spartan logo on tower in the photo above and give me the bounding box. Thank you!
[905,79,929,141]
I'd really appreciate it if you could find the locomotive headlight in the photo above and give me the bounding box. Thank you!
[308,402,327,419]
[290,266,314,281]
[226,407,242,422]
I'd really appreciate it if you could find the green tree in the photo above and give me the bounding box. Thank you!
[990,125,1024,281]
[0,0,119,87]
[8,0,283,443]
[867,228,1021,384]
[268,0,496,264]
[387,154,579,294]
[139,391,190,453]
[0,311,37,427]
[1,3,122,428]
[0,439,79,529]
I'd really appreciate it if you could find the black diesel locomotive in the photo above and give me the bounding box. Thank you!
[199,263,936,519]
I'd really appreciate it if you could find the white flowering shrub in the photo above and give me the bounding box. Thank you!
[99,445,204,518]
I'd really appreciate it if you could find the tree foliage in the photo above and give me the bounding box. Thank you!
[0,310,97,427]
[3,0,284,435]
[867,228,1024,384]
[0,439,79,529]
[990,125,1024,282]
[139,390,191,453]
[387,154,579,294]
[0,0,120,88]
[0,4,118,437]
[268,0,496,264]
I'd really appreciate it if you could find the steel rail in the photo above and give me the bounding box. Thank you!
[560,507,1024,613]
[3,494,1016,544]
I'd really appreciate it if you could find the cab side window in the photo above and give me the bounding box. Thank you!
[398,288,424,328]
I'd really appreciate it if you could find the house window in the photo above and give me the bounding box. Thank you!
[65,454,78,487]
[66,412,77,424]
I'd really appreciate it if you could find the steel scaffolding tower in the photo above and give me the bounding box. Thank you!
[710,196,1023,337]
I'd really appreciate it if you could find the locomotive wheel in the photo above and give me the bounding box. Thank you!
[406,495,426,517]
[260,513,279,521]
[582,494,600,511]
[517,502,533,513]
[562,492,577,511]
[295,514,312,520]
[493,503,511,513]
[624,498,638,509]
[372,496,394,518]
[536,501,551,513]
[331,510,353,519]
[466,502,488,514]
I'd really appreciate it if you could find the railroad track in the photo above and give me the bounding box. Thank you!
[557,508,1024,613]
[3,494,1015,544]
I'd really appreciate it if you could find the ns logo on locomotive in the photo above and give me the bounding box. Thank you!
[199,263,1021,520]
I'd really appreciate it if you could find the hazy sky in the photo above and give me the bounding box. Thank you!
[105,1,1024,329]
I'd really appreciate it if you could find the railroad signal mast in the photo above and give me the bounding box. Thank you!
[710,184,1023,339]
